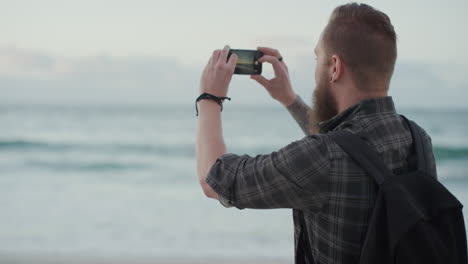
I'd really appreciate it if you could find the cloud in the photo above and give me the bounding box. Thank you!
[0,46,201,105]
[0,46,57,78]
[391,62,468,108]
[0,46,466,108]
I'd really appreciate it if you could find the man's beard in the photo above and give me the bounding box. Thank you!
[309,77,338,128]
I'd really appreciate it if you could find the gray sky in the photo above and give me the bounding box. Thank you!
[1,0,467,107]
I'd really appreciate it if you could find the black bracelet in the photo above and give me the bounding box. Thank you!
[195,93,231,116]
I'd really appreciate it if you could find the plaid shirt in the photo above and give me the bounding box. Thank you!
[205,96,436,264]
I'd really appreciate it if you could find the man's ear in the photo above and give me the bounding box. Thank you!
[329,55,343,83]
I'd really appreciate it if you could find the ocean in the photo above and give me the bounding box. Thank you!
[1,103,467,262]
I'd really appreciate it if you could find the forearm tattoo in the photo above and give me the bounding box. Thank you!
[286,95,319,135]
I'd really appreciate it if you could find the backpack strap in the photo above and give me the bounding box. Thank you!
[329,130,393,186]
[329,115,429,185]
[400,115,430,175]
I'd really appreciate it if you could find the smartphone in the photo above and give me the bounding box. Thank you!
[227,49,263,75]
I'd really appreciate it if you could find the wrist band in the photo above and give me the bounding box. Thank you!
[195,93,231,116]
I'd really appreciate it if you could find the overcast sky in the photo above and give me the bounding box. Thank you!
[1,0,467,108]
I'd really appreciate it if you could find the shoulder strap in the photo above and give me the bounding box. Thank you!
[400,115,430,174]
[329,130,393,185]
[329,115,430,185]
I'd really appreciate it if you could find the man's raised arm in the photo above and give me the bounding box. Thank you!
[250,47,319,135]
[286,95,319,135]
[196,45,238,199]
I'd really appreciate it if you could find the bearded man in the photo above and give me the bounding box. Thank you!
[195,3,437,263]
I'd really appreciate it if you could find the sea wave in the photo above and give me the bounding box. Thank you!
[0,139,195,157]
[2,139,468,161]
[433,146,468,161]
[25,159,151,171]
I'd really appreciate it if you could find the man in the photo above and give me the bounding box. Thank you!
[196,3,436,264]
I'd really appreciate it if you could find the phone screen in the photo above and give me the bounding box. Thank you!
[227,49,263,75]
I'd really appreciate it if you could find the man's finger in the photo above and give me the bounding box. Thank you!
[218,45,230,64]
[258,55,285,77]
[250,74,270,89]
[206,53,214,65]
[212,49,221,64]
[257,47,282,58]
[227,53,237,71]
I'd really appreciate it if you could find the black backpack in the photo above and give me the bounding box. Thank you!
[329,116,467,264]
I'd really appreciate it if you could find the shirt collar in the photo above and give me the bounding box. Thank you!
[318,96,396,133]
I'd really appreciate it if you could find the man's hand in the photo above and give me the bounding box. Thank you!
[250,47,297,106]
[199,45,238,97]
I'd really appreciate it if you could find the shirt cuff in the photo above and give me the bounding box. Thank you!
[205,153,245,209]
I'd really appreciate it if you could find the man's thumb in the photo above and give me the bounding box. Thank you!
[250,75,269,88]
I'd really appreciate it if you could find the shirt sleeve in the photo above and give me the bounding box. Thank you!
[205,135,330,210]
